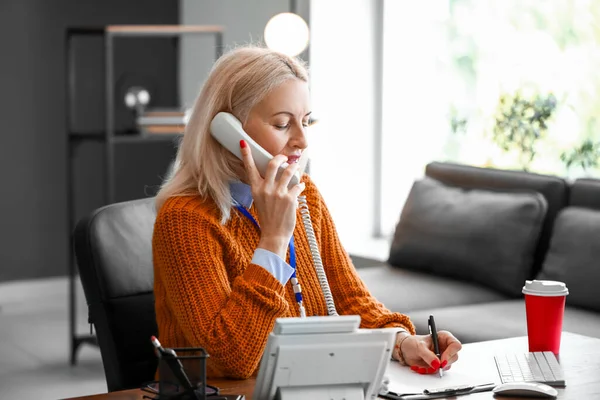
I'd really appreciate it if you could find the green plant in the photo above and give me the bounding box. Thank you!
[449,105,468,135]
[560,138,600,173]
[491,90,557,170]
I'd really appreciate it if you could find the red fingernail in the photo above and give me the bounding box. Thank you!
[410,365,419,371]
[418,367,427,374]
[240,140,246,148]
[431,359,440,369]
[427,367,435,374]
[441,360,448,368]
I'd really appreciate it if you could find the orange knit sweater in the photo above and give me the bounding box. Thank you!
[152,174,415,379]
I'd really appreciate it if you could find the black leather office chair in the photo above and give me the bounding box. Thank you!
[73,197,159,392]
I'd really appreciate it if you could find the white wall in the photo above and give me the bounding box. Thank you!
[309,0,389,260]
[180,0,388,260]
[179,0,290,107]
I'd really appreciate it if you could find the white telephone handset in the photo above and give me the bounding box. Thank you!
[210,112,300,189]
[210,111,338,317]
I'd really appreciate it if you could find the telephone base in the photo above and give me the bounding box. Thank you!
[276,385,364,400]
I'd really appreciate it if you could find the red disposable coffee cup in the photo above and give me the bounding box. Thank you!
[522,280,569,355]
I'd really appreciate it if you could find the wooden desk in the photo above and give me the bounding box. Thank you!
[64,377,255,400]
[65,332,600,400]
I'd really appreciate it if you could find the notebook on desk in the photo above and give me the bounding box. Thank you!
[383,359,497,400]
[382,350,566,399]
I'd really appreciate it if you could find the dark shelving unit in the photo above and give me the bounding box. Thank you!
[66,25,224,365]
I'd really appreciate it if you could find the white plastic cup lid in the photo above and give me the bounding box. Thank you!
[522,280,569,296]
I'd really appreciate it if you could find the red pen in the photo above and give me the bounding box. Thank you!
[150,335,162,350]
[151,335,176,356]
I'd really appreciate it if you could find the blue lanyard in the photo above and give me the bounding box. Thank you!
[235,205,302,305]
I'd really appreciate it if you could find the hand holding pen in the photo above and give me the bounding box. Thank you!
[397,318,463,375]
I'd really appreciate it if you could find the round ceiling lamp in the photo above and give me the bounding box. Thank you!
[264,12,310,57]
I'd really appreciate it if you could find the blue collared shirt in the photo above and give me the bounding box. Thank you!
[230,182,295,285]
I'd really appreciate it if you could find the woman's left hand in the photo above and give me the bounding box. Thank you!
[399,331,462,374]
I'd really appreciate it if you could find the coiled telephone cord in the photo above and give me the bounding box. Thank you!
[297,195,339,317]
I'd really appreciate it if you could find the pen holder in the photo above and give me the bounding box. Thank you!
[157,347,209,400]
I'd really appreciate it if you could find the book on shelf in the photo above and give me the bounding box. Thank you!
[137,108,187,126]
[140,124,185,135]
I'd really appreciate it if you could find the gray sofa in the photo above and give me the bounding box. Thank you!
[358,161,600,343]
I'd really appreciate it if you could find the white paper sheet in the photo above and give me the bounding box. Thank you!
[384,360,500,395]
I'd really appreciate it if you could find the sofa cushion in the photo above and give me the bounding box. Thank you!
[408,300,600,343]
[537,207,600,312]
[425,162,568,278]
[389,177,548,297]
[358,264,507,314]
[569,178,600,211]
[408,301,527,343]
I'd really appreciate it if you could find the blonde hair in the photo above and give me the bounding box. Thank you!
[155,45,309,223]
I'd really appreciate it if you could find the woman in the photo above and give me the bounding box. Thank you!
[153,45,461,379]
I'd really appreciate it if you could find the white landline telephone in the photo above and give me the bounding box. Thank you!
[210,112,338,316]
[211,112,395,400]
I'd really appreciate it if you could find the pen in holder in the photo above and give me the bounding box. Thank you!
[157,347,209,400]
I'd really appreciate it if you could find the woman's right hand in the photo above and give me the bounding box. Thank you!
[239,140,306,259]
[400,331,462,373]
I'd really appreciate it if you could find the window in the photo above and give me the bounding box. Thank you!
[380,0,600,236]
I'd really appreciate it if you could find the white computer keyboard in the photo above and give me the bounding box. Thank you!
[494,351,566,387]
